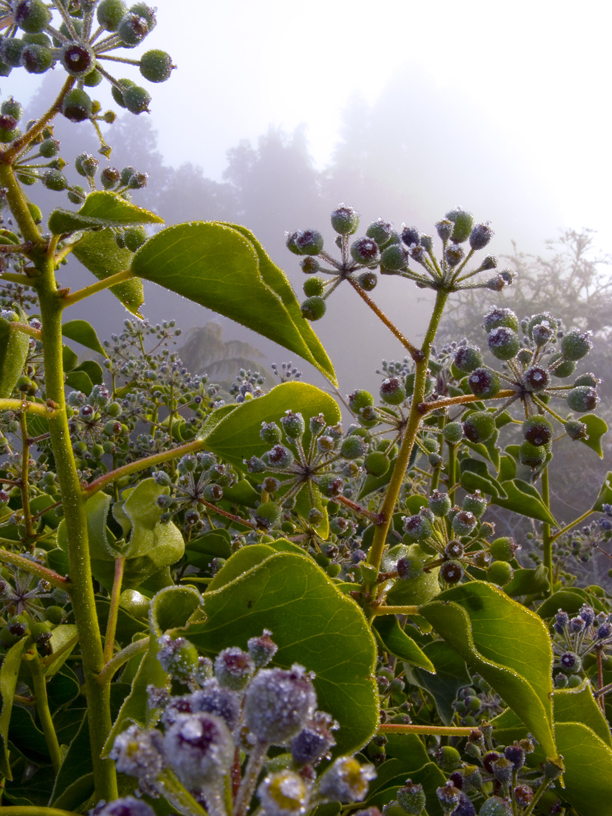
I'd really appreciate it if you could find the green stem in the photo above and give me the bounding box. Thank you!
[421,389,515,414]
[60,268,135,308]
[104,556,125,664]
[0,809,81,816]
[29,653,62,773]
[348,277,422,361]
[549,508,594,544]
[541,466,552,595]
[11,321,41,339]
[366,290,448,580]
[0,399,61,418]
[19,411,35,542]
[155,769,209,816]
[0,158,118,801]
[84,437,206,497]
[522,778,552,816]
[371,605,419,616]
[97,637,149,686]
[447,441,457,505]
[379,723,481,736]
[0,549,70,590]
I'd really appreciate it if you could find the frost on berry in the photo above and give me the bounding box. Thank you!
[318,756,376,803]
[243,664,317,744]
[164,712,234,790]
[214,646,255,691]
[92,796,156,816]
[290,711,338,766]
[258,769,311,816]
[247,629,278,667]
[110,724,165,782]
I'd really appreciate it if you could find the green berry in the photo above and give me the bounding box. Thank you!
[97,0,126,28]
[123,225,147,252]
[357,270,377,290]
[303,276,324,297]
[454,345,483,373]
[483,306,519,332]
[468,368,500,399]
[350,236,379,265]
[117,10,150,45]
[397,781,427,815]
[20,42,54,73]
[123,84,151,114]
[443,421,463,444]
[574,372,598,388]
[452,510,478,537]
[489,536,518,562]
[380,376,405,405]
[436,745,462,771]
[255,501,281,528]
[111,78,135,108]
[561,329,593,361]
[549,353,576,378]
[366,218,394,247]
[130,3,157,28]
[139,48,173,82]
[331,204,360,234]
[83,68,103,86]
[445,206,474,243]
[462,411,496,443]
[463,491,487,517]
[522,415,553,446]
[564,419,587,440]
[43,169,68,191]
[27,202,42,223]
[567,386,599,413]
[403,514,432,542]
[348,389,374,413]
[62,88,92,122]
[364,450,389,477]
[429,490,451,517]
[488,326,520,360]
[341,435,368,460]
[487,560,514,585]
[295,229,324,255]
[14,0,52,34]
[1,97,22,120]
[519,439,548,468]
[380,243,409,270]
[1,38,25,68]
[301,296,326,321]
[39,137,59,158]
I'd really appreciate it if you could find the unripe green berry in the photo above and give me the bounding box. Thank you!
[301,296,326,321]
[462,411,496,444]
[300,256,319,274]
[43,169,68,191]
[397,781,427,815]
[561,329,593,361]
[39,137,59,158]
[564,419,587,440]
[61,42,95,77]
[468,368,500,399]
[380,376,405,405]
[403,514,432,542]
[118,11,150,45]
[1,38,25,68]
[522,415,553,446]
[295,229,324,255]
[20,43,54,73]
[574,372,599,388]
[429,490,451,517]
[364,450,389,477]
[350,236,380,265]
[331,204,359,234]
[140,48,173,82]
[436,745,462,771]
[479,797,512,816]
[1,97,22,120]
[380,243,409,270]
[97,0,126,29]
[489,537,518,562]
[45,605,66,624]
[487,560,514,585]
[567,386,599,413]
[454,345,483,373]
[357,270,377,290]
[366,218,394,247]
[445,206,474,243]
[483,306,519,333]
[255,501,281,528]
[341,435,367,460]
[549,353,576,378]
[83,68,103,86]
[14,0,52,34]
[452,510,478,537]
[519,439,548,468]
[463,491,487,518]
[123,225,147,252]
[303,276,324,297]
[111,78,135,108]
[348,389,374,412]
[123,84,150,114]
[443,421,463,444]
[62,88,92,122]
[488,326,520,360]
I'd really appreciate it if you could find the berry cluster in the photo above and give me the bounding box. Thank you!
[287,205,513,322]
[109,632,375,816]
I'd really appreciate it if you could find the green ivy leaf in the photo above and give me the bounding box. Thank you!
[72,228,144,317]
[372,616,435,673]
[554,680,611,747]
[403,640,471,726]
[65,369,93,394]
[503,565,550,597]
[0,306,30,399]
[421,581,557,758]
[130,222,336,383]
[184,529,232,572]
[187,551,378,754]
[592,471,612,511]
[554,722,612,816]
[73,359,104,386]
[491,478,556,524]
[48,190,163,234]
[201,381,341,471]
[0,638,26,779]
[50,713,94,807]
[62,319,107,357]
[459,458,507,499]
[579,414,608,458]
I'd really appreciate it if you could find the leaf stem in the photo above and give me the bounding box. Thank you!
[97,636,150,686]
[379,723,482,736]
[366,290,448,581]
[61,268,135,308]
[348,277,422,361]
[0,548,70,590]
[0,398,61,418]
[104,556,125,664]
[371,605,420,616]
[29,652,62,773]
[541,466,552,595]
[420,389,516,414]
[548,508,594,544]
[84,438,206,497]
